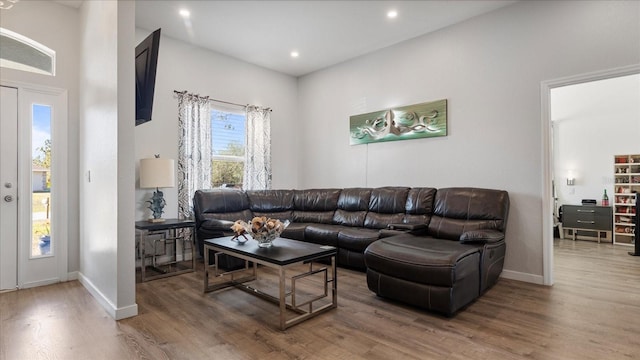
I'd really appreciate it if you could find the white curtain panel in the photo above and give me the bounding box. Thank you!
[177,92,212,219]
[244,106,272,190]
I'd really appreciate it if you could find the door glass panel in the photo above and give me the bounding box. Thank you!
[31,104,51,257]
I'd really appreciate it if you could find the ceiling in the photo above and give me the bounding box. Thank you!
[135,1,517,77]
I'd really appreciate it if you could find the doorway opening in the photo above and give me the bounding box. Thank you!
[541,64,640,285]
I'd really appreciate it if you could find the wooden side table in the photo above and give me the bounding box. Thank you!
[135,219,196,282]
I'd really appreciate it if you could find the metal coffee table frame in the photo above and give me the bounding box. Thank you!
[203,237,337,330]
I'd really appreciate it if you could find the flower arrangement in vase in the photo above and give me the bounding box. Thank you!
[231,217,289,248]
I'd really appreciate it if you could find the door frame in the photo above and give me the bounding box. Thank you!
[1,80,68,288]
[540,64,640,286]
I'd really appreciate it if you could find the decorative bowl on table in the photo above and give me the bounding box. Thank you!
[231,217,290,248]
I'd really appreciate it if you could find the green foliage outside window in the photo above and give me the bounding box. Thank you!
[212,142,244,188]
[33,139,51,189]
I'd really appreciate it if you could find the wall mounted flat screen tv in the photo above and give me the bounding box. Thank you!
[135,28,161,126]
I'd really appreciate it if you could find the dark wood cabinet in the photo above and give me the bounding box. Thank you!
[562,205,612,243]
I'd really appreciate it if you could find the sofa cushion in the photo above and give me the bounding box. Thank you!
[247,190,294,212]
[428,187,509,240]
[193,189,250,219]
[303,224,340,246]
[281,222,309,241]
[337,227,380,252]
[368,187,410,213]
[293,210,335,224]
[364,234,480,287]
[332,188,370,226]
[294,189,341,211]
[200,219,235,232]
[337,188,371,211]
[364,187,410,229]
[293,189,341,225]
[405,187,437,215]
[364,212,406,229]
[333,209,367,227]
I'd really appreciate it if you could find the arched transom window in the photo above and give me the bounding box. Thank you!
[0,27,55,76]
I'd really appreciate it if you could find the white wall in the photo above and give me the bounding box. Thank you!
[78,0,136,319]
[0,1,80,273]
[133,30,299,220]
[552,74,640,208]
[297,1,640,282]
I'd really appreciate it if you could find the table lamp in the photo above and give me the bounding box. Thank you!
[139,155,175,222]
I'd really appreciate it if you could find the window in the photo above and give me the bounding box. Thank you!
[31,104,52,257]
[0,28,55,76]
[211,108,245,188]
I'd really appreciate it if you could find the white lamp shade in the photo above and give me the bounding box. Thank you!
[139,158,175,188]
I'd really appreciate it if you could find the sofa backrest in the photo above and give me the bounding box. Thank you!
[293,189,341,224]
[193,187,502,238]
[247,189,294,221]
[428,187,510,240]
[332,188,371,226]
[404,187,437,225]
[364,187,410,229]
[193,189,252,224]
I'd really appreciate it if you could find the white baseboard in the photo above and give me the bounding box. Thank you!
[78,272,138,320]
[501,269,545,285]
[20,277,60,289]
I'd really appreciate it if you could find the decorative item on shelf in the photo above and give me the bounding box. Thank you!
[139,155,175,223]
[231,217,290,248]
[602,189,609,206]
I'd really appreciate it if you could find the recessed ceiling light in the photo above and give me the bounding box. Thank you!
[179,9,191,18]
[387,10,398,19]
[290,51,299,58]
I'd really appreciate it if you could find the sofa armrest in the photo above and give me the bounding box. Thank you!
[200,219,235,231]
[459,229,505,244]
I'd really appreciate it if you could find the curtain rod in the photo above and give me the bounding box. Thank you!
[173,90,272,111]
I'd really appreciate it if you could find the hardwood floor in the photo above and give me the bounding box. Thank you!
[2,239,639,359]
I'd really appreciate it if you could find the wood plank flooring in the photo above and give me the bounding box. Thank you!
[1,239,639,360]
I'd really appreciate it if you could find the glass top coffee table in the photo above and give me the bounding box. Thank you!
[203,236,337,330]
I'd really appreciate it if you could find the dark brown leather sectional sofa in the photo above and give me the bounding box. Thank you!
[193,186,509,315]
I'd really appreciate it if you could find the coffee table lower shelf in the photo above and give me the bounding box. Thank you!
[203,238,337,330]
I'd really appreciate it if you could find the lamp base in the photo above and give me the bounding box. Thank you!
[148,218,166,223]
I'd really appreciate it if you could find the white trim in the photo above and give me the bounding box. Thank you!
[540,64,640,286]
[20,277,60,289]
[78,272,139,320]
[501,270,544,285]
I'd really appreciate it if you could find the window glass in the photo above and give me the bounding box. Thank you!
[31,104,52,257]
[211,109,245,188]
[0,27,55,76]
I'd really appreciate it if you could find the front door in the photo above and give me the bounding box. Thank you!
[0,86,18,290]
[0,83,68,289]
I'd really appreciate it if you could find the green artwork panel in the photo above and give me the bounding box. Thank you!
[349,99,447,145]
